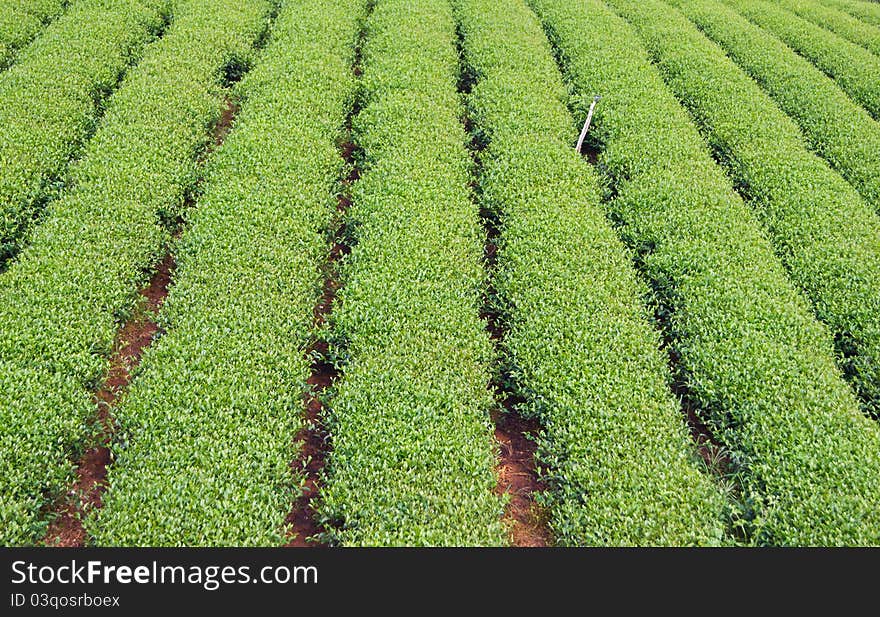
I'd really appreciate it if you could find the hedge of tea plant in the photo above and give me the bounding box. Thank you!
[0,0,174,263]
[778,0,880,57]
[452,0,726,546]
[667,0,880,216]
[0,0,274,546]
[606,0,880,417]
[528,0,880,545]
[0,0,68,70]
[90,0,366,546]
[724,0,880,120]
[316,0,506,547]
[819,0,880,27]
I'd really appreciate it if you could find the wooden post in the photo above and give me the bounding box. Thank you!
[576,95,601,154]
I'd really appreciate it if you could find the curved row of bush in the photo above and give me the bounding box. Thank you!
[668,0,880,216]
[90,0,366,546]
[608,0,880,417]
[0,0,68,70]
[528,0,880,545]
[724,0,880,120]
[452,0,726,545]
[778,0,880,57]
[0,0,172,263]
[820,0,880,27]
[317,0,505,546]
[0,0,275,546]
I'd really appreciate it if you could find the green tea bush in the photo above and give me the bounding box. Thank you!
[0,0,173,262]
[668,0,880,215]
[725,0,880,119]
[90,0,365,546]
[779,0,880,57]
[0,0,274,546]
[819,0,880,28]
[0,0,68,70]
[453,0,726,545]
[529,0,880,545]
[608,0,880,420]
[317,0,506,546]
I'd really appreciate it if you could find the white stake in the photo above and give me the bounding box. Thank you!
[575,95,601,154]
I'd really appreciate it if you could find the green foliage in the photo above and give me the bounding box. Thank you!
[778,0,880,57]
[453,0,726,545]
[0,363,91,545]
[316,0,505,546]
[528,0,880,545]
[610,0,880,421]
[0,1,68,70]
[0,0,173,263]
[819,0,880,27]
[3,0,879,550]
[668,0,880,216]
[90,0,364,546]
[724,0,880,120]
[0,0,274,546]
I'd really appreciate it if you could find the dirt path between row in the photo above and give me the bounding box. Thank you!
[42,98,240,547]
[284,203,352,547]
[44,255,174,546]
[284,29,367,546]
[480,207,552,547]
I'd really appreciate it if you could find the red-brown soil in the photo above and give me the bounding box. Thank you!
[43,96,239,547]
[481,208,552,547]
[214,99,238,147]
[44,255,174,546]
[284,241,345,547]
[284,146,357,547]
[493,407,551,547]
[285,345,334,547]
[681,396,730,475]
